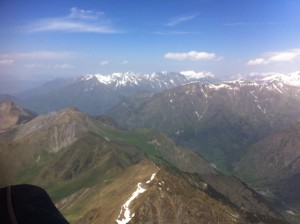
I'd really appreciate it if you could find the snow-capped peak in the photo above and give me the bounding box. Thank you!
[81,73,114,84]
[247,71,300,87]
[80,71,218,93]
[180,71,215,80]
[95,74,114,84]
[82,72,141,86]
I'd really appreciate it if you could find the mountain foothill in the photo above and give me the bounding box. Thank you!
[1,71,300,223]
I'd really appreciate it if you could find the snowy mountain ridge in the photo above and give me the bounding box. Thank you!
[81,71,217,89]
[246,71,300,86]
[82,72,142,86]
[180,70,215,80]
[218,71,300,95]
[82,70,300,89]
[16,70,300,116]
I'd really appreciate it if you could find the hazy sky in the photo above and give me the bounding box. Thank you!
[1,0,300,81]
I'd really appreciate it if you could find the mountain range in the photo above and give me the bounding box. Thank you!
[2,71,299,118]
[109,79,300,171]
[1,71,300,223]
[7,71,217,116]
[105,72,300,223]
[0,102,286,223]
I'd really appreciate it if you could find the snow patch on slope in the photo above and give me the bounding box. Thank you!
[116,183,146,224]
[116,173,157,224]
[146,173,157,184]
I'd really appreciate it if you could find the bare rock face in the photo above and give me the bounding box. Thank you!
[0,101,36,133]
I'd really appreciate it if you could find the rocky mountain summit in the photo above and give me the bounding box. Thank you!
[0,101,36,133]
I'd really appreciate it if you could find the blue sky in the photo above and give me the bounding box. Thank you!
[1,0,300,81]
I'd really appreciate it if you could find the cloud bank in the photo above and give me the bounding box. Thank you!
[247,49,300,65]
[164,51,222,61]
[0,51,76,71]
[0,59,14,65]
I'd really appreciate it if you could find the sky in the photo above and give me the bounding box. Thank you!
[1,0,300,82]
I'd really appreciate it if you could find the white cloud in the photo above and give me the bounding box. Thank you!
[0,59,14,65]
[268,51,300,62]
[121,60,128,65]
[26,7,120,33]
[164,51,222,61]
[247,58,266,65]
[165,14,198,26]
[247,49,300,66]
[100,60,109,66]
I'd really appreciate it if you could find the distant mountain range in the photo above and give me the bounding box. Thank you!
[0,103,285,223]
[109,79,300,171]
[7,71,217,115]
[1,71,299,117]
